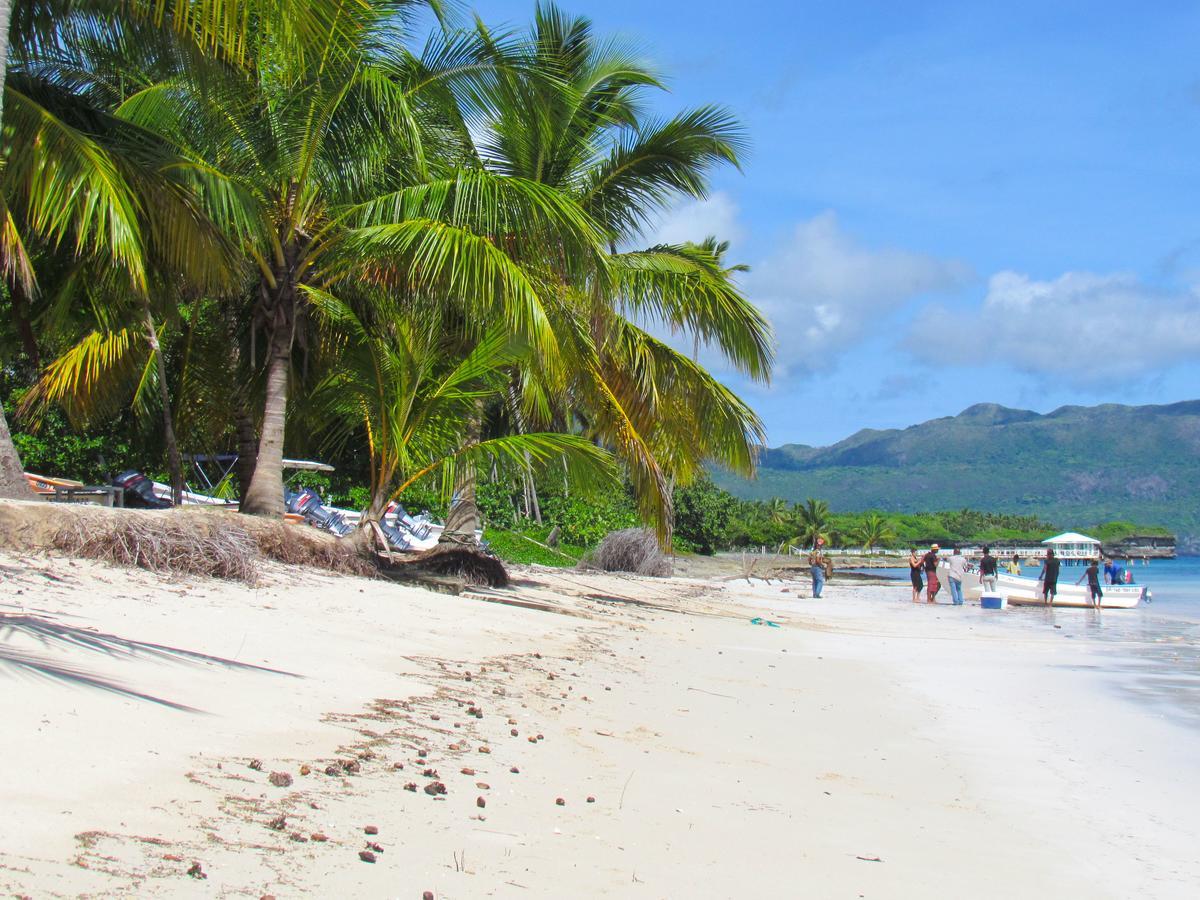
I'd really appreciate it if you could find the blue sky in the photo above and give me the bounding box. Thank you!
[474,0,1200,445]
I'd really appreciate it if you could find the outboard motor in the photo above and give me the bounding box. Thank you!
[112,470,172,509]
[285,487,353,536]
[387,502,434,539]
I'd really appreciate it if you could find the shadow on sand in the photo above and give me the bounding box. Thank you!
[1,613,301,711]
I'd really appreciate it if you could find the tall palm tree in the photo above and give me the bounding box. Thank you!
[0,0,392,499]
[438,4,774,542]
[109,2,609,516]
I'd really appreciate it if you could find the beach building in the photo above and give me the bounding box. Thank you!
[1041,531,1101,561]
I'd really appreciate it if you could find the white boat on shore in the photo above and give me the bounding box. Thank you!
[984,572,1146,609]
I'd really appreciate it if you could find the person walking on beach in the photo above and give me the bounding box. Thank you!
[908,548,924,603]
[808,537,832,599]
[1039,548,1060,605]
[979,545,998,594]
[923,544,941,603]
[946,546,968,605]
[1077,557,1103,608]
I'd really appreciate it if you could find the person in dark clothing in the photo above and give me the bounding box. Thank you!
[1076,557,1103,608]
[979,545,999,594]
[1040,548,1061,605]
[908,548,924,603]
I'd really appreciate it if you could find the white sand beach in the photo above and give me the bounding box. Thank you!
[2,556,1198,899]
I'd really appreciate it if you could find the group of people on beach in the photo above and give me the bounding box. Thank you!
[905,545,1133,609]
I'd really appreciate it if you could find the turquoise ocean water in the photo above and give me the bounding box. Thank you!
[858,556,1200,726]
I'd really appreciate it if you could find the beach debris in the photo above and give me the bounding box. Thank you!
[358,850,377,863]
[749,617,781,628]
[261,895,276,900]
[364,825,379,835]
[507,717,518,725]
[510,766,520,774]
[268,815,287,831]
[587,796,596,803]
[341,759,361,774]
[527,735,538,744]
[477,796,487,808]
[324,765,340,777]
[424,781,448,796]
[366,841,384,853]
[582,528,671,576]
[404,782,418,792]
[476,782,490,790]
[431,714,440,721]
[555,797,566,806]
[311,833,329,842]
[422,768,439,778]
[423,892,435,900]
[856,855,883,863]
[186,861,207,879]
[359,749,376,760]
[510,728,519,736]
[289,832,308,842]
[478,746,491,754]
[248,759,263,771]
[163,854,184,862]
[464,673,472,682]
[537,733,545,740]
[393,762,404,770]
[299,764,311,776]
[268,771,293,788]
[460,767,476,776]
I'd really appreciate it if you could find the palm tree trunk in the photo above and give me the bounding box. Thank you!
[141,302,184,506]
[240,277,296,517]
[233,400,258,498]
[0,0,36,502]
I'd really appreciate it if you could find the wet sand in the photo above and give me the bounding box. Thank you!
[2,556,1197,898]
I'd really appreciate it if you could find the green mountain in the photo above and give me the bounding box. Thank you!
[715,401,1200,541]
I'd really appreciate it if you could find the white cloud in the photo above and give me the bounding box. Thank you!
[911,270,1200,386]
[748,212,973,376]
[643,192,744,247]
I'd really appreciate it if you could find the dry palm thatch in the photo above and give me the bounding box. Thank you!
[581,528,671,577]
[53,511,260,582]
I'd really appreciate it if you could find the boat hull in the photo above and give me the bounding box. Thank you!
[980,572,1144,609]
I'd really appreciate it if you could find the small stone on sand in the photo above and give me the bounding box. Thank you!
[587,796,596,803]
[248,759,263,771]
[461,767,475,775]
[186,861,207,879]
[476,796,486,808]
[358,850,376,863]
[299,764,311,776]
[364,825,379,835]
[311,833,328,842]
[268,771,293,787]
[555,797,565,806]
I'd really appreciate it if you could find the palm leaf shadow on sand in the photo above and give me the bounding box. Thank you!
[0,613,302,712]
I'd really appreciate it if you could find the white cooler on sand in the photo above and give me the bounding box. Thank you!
[980,592,1007,610]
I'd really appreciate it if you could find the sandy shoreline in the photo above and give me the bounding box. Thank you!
[2,556,1198,898]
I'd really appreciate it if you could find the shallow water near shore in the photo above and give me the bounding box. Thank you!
[855,557,1200,728]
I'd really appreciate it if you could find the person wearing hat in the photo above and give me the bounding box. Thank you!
[922,544,941,603]
[808,537,832,598]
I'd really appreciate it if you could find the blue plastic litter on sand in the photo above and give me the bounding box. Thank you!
[750,617,782,628]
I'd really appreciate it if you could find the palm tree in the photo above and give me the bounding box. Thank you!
[308,291,613,534]
[793,497,831,547]
[106,2,610,517]
[764,497,791,527]
[0,0,387,499]
[854,512,895,552]
[444,4,774,542]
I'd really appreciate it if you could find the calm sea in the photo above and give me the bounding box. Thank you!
[858,556,1200,726]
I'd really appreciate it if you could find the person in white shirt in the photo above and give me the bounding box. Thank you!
[946,546,968,606]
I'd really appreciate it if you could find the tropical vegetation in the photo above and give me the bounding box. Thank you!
[0,1,773,550]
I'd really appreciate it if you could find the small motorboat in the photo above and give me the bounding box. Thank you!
[966,571,1146,609]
